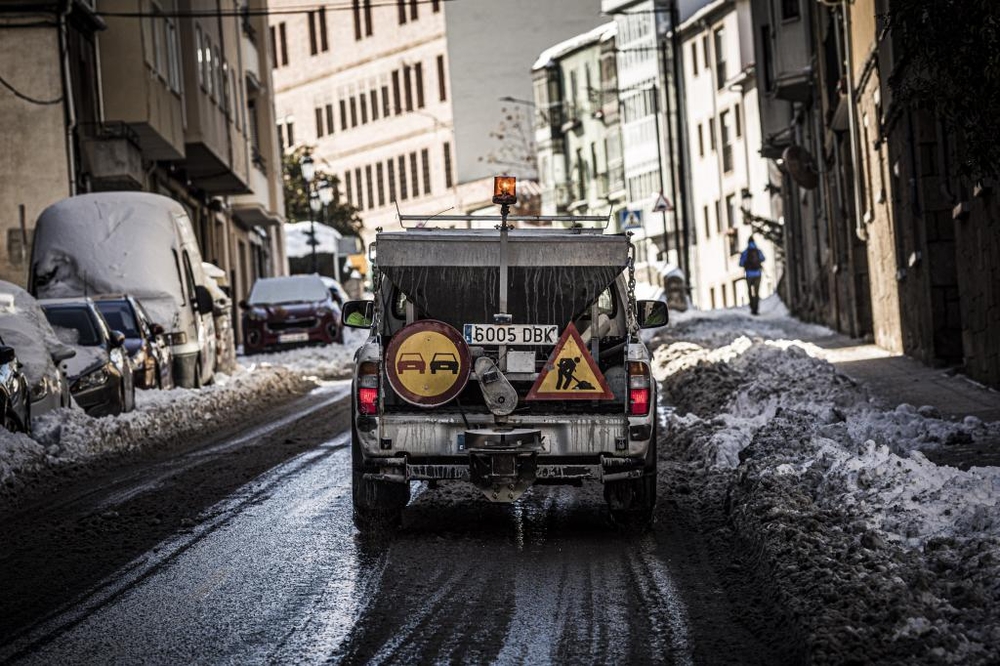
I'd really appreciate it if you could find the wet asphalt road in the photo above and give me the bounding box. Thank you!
[0,386,796,665]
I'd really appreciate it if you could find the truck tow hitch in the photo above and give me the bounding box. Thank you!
[465,428,542,502]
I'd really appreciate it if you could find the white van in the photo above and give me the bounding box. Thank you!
[30,192,218,388]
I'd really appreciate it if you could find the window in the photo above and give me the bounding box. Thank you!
[366,165,375,209]
[382,85,390,115]
[410,0,418,20]
[436,55,447,101]
[315,107,324,138]
[276,123,284,150]
[340,99,348,131]
[376,163,385,206]
[443,142,453,188]
[370,89,379,120]
[397,0,406,24]
[196,26,205,87]
[392,70,401,114]
[214,47,223,104]
[278,22,288,67]
[349,96,357,127]
[325,103,334,134]
[720,110,733,173]
[421,149,431,194]
[345,171,353,205]
[166,20,181,93]
[230,70,240,128]
[782,0,801,20]
[204,37,214,97]
[703,205,711,238]
[319,8,329,50]
[715,200,722,233]
[364,0,373,36]
[702,35,710,69]
[432,0,440,11]
[697,123,704,157]
[403,65,413,111]
[761,26,774,91]
[286,119,294,146]
[398,156,408,199]
[387,159,397,202]
[355,167,364,210]
[714,27,726,88]
[308,11,318,55]
[352,0,362,40]
[409,152,419,197]
[709,117,716,150]
[691,42,698,76]
[415,63,425,108]
[735,103,742,138]
[360,93,368,124]
[726,194,740,255]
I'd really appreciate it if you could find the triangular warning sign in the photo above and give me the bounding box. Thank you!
[526,322,614,401]
[652,192,673,212]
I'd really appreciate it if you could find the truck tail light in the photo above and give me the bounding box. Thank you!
[628,361,651,416]
[358,361,379,415]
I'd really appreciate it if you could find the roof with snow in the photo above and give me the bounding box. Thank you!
[532,22,617,71]
[284,221,342,258]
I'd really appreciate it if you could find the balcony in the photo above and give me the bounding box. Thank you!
[232,148,283,227]
[79,122,144,191]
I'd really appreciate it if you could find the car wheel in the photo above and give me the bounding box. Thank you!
[351,420,409,534]
[605,432,657,531]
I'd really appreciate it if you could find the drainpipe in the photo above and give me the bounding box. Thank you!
[58,0,77,195]
[840,1,867,242]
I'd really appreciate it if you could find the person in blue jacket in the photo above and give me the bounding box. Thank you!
[739,237,765,315]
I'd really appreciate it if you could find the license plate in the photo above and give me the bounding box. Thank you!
[278,332,309,343]
[463,323,558,346]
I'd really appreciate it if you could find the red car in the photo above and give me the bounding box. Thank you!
[241,275,343,355]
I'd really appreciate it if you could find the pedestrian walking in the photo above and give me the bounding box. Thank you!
[739,237,765,315]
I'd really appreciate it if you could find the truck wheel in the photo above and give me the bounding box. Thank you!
[351,426,410,533]
[604,473,656,530]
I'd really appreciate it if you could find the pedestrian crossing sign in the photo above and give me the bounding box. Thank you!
[526,322,614,401]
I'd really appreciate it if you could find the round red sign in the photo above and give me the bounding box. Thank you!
[385,320,471,407]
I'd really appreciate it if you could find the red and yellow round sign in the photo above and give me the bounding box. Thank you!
[385,320,471,407]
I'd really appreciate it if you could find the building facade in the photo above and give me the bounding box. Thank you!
[269,0,604,243]
[679,0,777,310]
[0,0,287,342]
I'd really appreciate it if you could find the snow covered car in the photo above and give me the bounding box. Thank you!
[40,298,136,417]
[344,203,668,532]
[93,295,174,390]
[0,336,31,434]
[240,275,343,354]
[0,282,75,417]
[31,192,218,388]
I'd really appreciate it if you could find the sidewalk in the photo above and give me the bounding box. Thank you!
[801,330,1000,469]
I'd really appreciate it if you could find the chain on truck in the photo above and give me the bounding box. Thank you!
[342,177,669,532]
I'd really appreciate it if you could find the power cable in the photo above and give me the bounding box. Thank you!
[0,69,63,105]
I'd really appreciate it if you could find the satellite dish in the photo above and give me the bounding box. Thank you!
[782,145,819,190]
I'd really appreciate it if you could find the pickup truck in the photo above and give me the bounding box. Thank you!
[343,211,668,533]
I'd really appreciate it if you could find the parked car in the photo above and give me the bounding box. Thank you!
[240,275,343,354]
[0,281,75,418]
[40,298,136,417]
[0,335,31,434]
[93,295,174,390]
[319,275,349,306]
[31,192,218,388]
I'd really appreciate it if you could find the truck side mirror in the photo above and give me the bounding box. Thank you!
[195,285,215,315]
[342,300,374,328]
[637,300,668,328]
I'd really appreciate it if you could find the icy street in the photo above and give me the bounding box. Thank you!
[1,302,999,664]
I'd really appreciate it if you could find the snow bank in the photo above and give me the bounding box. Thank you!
[656,306,1000,662]
[0,334,364,508]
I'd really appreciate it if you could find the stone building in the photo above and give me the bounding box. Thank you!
[0,0,287,342]
[748,0,1000,388]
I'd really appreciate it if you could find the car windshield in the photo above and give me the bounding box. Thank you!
[43,306,102,346]
[248,276,329,305]
[96,300,140,337]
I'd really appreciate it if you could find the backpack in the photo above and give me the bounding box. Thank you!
[743,248,762,271]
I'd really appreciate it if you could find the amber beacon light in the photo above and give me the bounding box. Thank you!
[492,176,517,205]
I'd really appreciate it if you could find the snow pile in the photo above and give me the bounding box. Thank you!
[656,309,1000,662]
[0,330,367,505]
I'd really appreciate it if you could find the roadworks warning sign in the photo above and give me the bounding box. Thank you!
[526,322,613,401]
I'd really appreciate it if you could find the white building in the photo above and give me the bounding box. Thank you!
[270,0,604,244]
[678,0,779,310]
